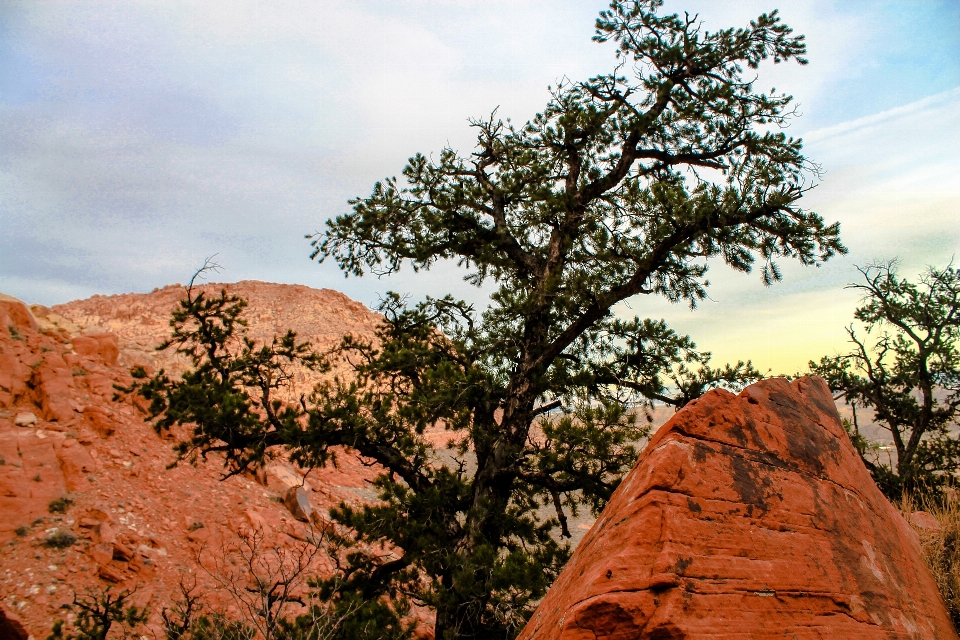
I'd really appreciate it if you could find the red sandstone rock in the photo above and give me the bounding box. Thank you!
[71,335,100,358]
[55,438,98,490]
[97,563,125,584]
[82,406,115,438]
[520,377,956,640]
[0,605,29,640]
[72,333,120,366]
[30,356,76,422]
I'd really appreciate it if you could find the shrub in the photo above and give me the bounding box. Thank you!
[49,497,74,514]
[15,525,29,537]
[44,530,77,549]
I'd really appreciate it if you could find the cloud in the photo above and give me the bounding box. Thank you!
[0,0,958,351]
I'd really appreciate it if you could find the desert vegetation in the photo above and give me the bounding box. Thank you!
[901,493,960,628]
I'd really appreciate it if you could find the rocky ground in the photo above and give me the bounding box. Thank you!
[0,283,383,638]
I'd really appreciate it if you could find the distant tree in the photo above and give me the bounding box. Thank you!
[133,2,843,637]
[811,262,960,500]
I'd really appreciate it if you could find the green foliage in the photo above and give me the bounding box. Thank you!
[811,262,960,501]
[47,588,148,640]
[123,266,326,475]
[49,497,74,514]
[131,3,842,638]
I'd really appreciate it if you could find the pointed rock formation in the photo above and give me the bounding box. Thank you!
[520,377,956,639]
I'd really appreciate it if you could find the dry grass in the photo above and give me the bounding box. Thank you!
[901,493,960,627]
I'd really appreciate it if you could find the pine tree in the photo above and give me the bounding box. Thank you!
[134,2,843,637]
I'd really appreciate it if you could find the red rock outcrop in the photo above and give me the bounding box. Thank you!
[520,377,956,639]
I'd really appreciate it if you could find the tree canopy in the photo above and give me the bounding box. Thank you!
[811,262,960,500]
[133,2,844,638]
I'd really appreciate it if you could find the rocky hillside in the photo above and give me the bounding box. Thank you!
[50,281,381,396]
[0,283,384,638]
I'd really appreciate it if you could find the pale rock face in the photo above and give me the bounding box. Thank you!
[13,413,37,428]
[282,486,312,522]
[262,461,313,494]
[519,377,957,640]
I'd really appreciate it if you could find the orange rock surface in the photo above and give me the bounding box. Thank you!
[519,377,956,639]
[0,284,383,637]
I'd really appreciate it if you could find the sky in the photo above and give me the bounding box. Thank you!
[1,0,958,374]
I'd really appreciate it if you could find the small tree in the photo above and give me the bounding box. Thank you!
[811,262,960,499]
[134,2,843,637]
[47,588,148,640]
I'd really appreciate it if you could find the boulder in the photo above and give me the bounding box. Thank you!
[30,357,76,422]
[82,406,115,438]
[261,461,313,493]
[55,438,98,490]
[909,511,941,533]
[92,521,117,545]
[13,412,37,428]
[72,333,120,366]
[113,540,135,561]
[17,432,66,504]
[92,333,120,366]
[282,486,312,522]
[0,350,28,408]
[519,377,957,639]
[0,293,39,334]
[71,335,101,359]
[97,563,125,584]
[82,372,118,398]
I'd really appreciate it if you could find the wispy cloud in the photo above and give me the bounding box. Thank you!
[803,86,960,144]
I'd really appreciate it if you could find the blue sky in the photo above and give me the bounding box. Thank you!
[1,0,958,372]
